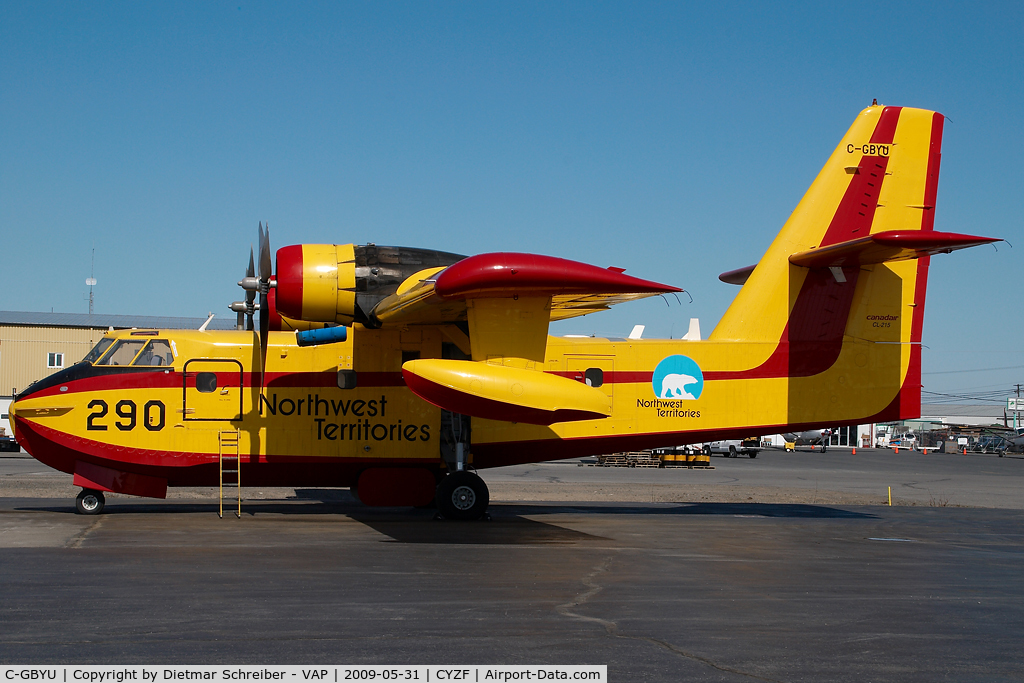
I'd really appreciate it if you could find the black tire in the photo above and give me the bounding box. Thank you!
[728,446,737,458]
[76,489,105,515]
[435,471,489,520]
[749,451,758,458]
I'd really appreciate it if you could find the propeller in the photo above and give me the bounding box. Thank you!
[232,223,274,386]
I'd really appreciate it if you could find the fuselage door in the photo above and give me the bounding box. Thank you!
[183,359,244,421]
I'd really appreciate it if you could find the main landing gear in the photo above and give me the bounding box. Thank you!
[435,409,489,520]
[435,470,489,520]
[76,488,105,515]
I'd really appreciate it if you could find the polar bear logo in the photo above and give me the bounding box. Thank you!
[660,373,699,399]
[651,354,704,400]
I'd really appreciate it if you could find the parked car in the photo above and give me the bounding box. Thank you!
[0,429,18,452]
[972,434,1009,455]
[705,438,761,458]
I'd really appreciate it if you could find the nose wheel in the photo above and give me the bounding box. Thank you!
[435,471,489,520]
[76,489,106,515]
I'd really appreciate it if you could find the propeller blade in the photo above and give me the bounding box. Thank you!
[259,289,269,384]
[259,222,272,283]
[256,222,272,389]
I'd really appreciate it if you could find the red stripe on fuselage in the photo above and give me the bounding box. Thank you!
[15,416,433,489]
[23,368,407,400]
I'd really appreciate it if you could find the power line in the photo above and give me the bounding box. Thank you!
[922,364,1024,375]
[921,390,1009,404]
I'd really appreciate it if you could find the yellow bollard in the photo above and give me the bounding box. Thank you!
[888,486,892,506]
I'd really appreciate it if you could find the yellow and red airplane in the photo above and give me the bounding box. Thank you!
[10,104,1000,519]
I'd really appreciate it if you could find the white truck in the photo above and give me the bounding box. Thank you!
[704,438,761,458]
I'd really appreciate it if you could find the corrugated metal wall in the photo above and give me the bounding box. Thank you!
[0,325,106,395]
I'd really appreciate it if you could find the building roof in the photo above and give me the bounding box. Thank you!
[0,310,238,331]
[920,404,1008,419]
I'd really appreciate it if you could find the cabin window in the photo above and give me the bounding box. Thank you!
[131,340,174,366]
[337,370,358,390]
[95,340,147,366]
[584,367,603,388]
[47,353,64,369]
[82,338,114,364]
[196,372,218,393]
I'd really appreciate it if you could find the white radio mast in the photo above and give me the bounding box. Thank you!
[85,248,97,315]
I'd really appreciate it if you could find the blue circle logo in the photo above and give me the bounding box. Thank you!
[652,355,704,400]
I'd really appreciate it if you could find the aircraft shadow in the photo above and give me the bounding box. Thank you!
[491,501,878,519]
[350,513,602,545]
[15,497,876,546]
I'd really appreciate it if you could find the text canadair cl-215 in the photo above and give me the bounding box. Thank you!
[10,104,1001,519]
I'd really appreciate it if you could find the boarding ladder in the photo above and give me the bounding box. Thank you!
[219,430,241,518]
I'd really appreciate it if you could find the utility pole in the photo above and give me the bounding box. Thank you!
[85,248,97,315]
[1016,384,1021,430]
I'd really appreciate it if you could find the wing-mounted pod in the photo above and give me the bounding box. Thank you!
[274,244,466,326]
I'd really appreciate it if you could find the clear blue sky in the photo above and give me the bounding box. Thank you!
[2,2,1021,399]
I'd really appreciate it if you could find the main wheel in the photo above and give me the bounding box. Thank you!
[435,471,489,520]
[748,452,758,458]
[76,489,105,515]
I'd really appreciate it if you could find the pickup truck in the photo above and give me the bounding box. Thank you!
[0,432,19,452]
[705,438,761,458]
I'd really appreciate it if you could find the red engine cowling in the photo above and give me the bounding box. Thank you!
[275,244,465,325]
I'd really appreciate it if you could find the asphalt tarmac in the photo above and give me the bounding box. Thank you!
[1,450,1023,682]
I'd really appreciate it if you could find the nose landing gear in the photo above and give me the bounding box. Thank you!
[75,489,106,515]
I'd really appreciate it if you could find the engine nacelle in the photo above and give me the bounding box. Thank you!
[275,244,465,325]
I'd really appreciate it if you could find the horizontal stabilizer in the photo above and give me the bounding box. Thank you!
[402,359,611,425]
[719,264,755,286]
[789,230,1000,269]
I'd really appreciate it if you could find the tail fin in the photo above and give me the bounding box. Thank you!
[709,105,994,421]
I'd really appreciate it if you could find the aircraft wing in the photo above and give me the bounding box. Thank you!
[370,252,681,327]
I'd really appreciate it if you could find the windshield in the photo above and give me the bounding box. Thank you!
[95,339,147,366]
[82,338,115,365]
[131,340,174,366]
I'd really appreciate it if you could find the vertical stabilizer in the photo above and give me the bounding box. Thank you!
[709,105,945,420]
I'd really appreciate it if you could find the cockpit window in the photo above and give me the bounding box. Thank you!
[95,340,147,366]
[131,340,174,366]
[82,338,115,365]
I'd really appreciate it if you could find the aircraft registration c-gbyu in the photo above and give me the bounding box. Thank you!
[11,104,1001,519]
